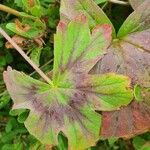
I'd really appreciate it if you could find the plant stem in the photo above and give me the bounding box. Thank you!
[0,4,20,17]
[109,0,129,5]
[0,4,36,20]
[0,27,54,86]
[30,59,53,76]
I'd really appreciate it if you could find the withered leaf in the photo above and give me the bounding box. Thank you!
[5,35,27,49]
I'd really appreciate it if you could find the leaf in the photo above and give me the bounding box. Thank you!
[5,118,17,133]
[60,0,116,36]
[22,0,43,17]
[4,67,101,149]
[30,47,42,66]
[57,132,68,150]
[134,85,143,101]
[3,16,133,149]
[53,15,112,79]
[133,136,147,150]
[30,5,43,17]
[101,101,150,139]
[17,110,29,123]
[118,0,150,37]
[0,92,10,109]
[90,0,150,138]
[129,0,146,9]
[0,57,6,67]
[6,19,44,39]
[5,35,27,49]
[94,0,107,4]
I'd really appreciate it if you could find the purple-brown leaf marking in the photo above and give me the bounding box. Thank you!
[101,101,150,138]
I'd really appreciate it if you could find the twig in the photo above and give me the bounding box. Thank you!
[30,59,53,76]
[0,27,54,86]
[0,4,36,20]
[109,0,129,5]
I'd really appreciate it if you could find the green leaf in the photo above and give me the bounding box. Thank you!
[57,133,68,150]
[53,15,112,81]
[22,0,43,17]
[60,0,116,36]
[0,92,10,109]
[14,0,23,8]
[3,16,133,149]
[9,108,29,123]
[133,136,146,150]
[30,5,43,17]
[0,56,6,67]
[9,109,27,116]
[5,118,17,133]
[30,47,42,67]
[0,40,3,47]
[118,0,150,37]
[17,110,29,123]
[6,20,44,39]
[94,0,107,4]
[134,85,143,101]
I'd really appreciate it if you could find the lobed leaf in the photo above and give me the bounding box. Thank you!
[3,67,100,149]
[3,16,133,149]
[90,0,150,138]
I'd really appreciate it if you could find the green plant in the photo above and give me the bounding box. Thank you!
[0,0,149,149]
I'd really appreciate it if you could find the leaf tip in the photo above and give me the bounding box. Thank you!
[3,66,12,81]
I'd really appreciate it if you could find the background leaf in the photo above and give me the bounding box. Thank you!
[60,0,116,36]
[89,0,150,139]
[129,0,146,9]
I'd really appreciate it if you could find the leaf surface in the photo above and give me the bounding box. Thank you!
[53,15,112,81]
[101,101,150,139]
[60,0,116,36]
[90,0,150,138]
[118,0,150,37]
[129,0,146,9]
[3,16,133,149]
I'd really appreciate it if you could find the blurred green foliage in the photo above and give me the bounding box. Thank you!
[0,0,149,149]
